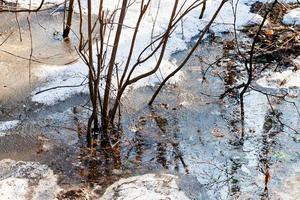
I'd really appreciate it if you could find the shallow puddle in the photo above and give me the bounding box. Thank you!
[0,11,87,104]
[0,134,41,161]
[0,6,299,199]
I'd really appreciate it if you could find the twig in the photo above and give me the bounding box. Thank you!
[34,78,87,95]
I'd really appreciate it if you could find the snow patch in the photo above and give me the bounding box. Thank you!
[0,120,19,137]
[101,174,190,200]
[283,7,300,26]
[32,63,88,105]
[294,56,300,70]
[0,159,61,200]
[245,14,269,26]
[257,70,300,89]
[0,178,29,200]
[3,0,63,9]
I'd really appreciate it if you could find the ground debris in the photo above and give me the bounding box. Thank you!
[211,128,225,138]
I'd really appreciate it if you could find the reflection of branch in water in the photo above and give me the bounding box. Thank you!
[259,108,283,199]
[240,1,277,138]
[170,141,189,173]
[134,132,144,164]
[229,158,241,198]
[250,85,300,117]
[27,14,33,88]
[0,49,42,63]
[195,54,225,83]
[156,142,168,169]
[15,12,22,41]
[189,159,242,198]
[0,31,13,46]
[266,95,299,134]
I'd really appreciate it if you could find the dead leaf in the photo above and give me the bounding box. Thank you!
[224,40,235,50]
[211,128,224,138]
[265,29,274,36]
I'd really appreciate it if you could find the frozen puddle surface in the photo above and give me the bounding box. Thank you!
[0,159,61,200]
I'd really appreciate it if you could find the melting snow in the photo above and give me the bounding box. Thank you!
[0,120,19,137]
[283,7,300,26]
[4,0,300,105]
[257,70,300,89]
[0,159,61,200]
[27,0,266,105]
[101,174,190,200]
